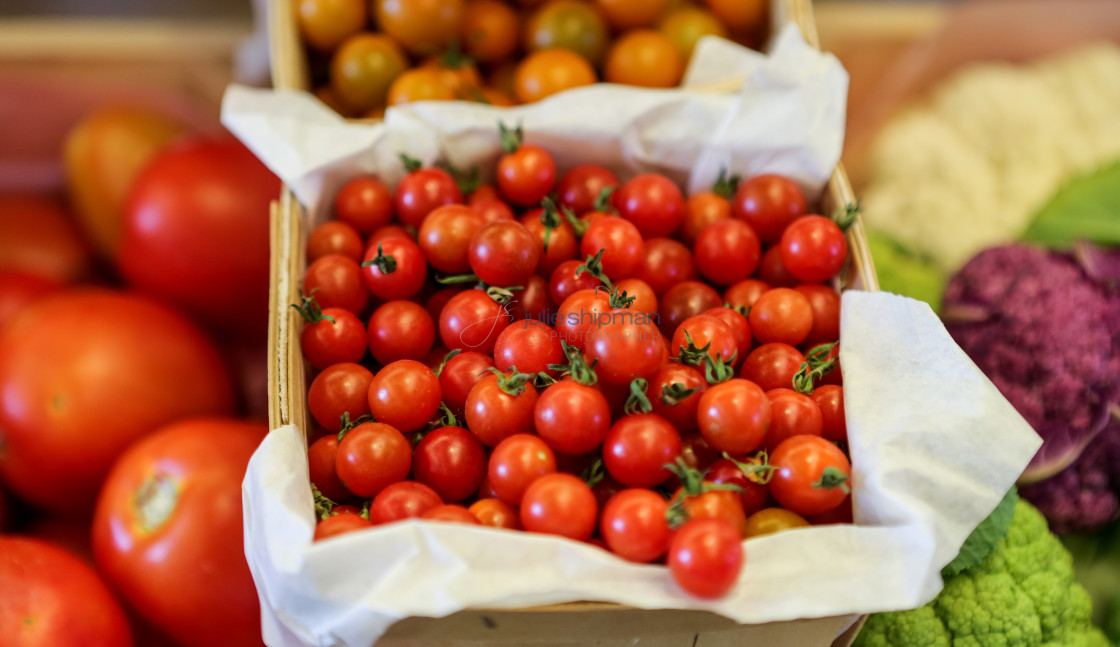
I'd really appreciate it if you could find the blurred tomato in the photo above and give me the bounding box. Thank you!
[376,0,463,56]
[461,0,520,63]
[605,30,683,88]
[297,0,367,52]
[0,537,133,647]
[660,6,728,62]
[388,67,458,105]
[330,34,409,114]
[595,0,667,29]
[63,105,186,259]
[514,48,597,103]
[525,0,610,65]
[705,0,766,32]
[0,289,234,513]
[0,270,60,330]
[117,137,279,338]
[93,418,266,647]
[0,194,90,283]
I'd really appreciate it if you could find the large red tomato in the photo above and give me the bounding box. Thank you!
[0,536,133,647]
[117,137,279,337]
[0,289,235,512]
[92,418,267,647]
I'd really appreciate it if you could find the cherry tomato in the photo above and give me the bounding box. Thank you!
[334,176,393,234]
[119,137,279,335]
[603,413,681,487]
[361,236,427,301]
[465,371,539,446]
[92,419,266,647]
[671,314,737,365]
[526,0,610,65]
[438,350,494,413]
[470,220,541,286]
[395,166,463,229]
[668,518,742,599]
[0,270,59,330]
[0,289,234,513]
[611,174,684,238]
[371,480,443,523]
[472,197,516,223]
[740,342,804,391]
[743,507,809,538]
[461,0,520,63]
[813,385,847,443]
[369,224,415,245]
[580,217,645,280]
[694,219,761,286]
[488,433,557,504]
[795,284,841,348]
[596,0,667,29]
[439,289,513,354]
[723,279,770,311]
[520,211,577,278]
[615,277,658,315]
[422,504,482,524]
[600,489,671,563]
[769,435,851,516]
[336,422,412,498]
[807,497,853,526]
[315,513,373,540]
[498,144,557,206]
[702,306,751,361]
[549,259,601,305]
[506,274,553,324]
[305,253,369,314]
[556,164,619,215]
[469,498,522,529]
[680,191,730,246]
[297,307,363,369]
[704,0,767,33]
[633,237,697,296]
[731,174,807,242]
[586,309,664,386]
[308,362,373,431]
[553,286,611,349]
[520,473,597,540]
[534,380,612,455]
[368,300,436,365]
[0,195,90,283]
[309,220,364,262]
[647,363,707,433]
[330,34,409,112]
[411,426,487,502]
[418,204,485,274]
[763,388,824,450]
[757,244,801,288]
[308,435,352,501]
[817,344,843,387]
[494,318,564,376]
[696,378,769,455]
[369,359,442,432]
[671,485,748,537]
[605,30,683,88]
[658,280,721,338]
[514,48,597,103]
[780,215,848,283]
[297,0,366,52]
[706,457,769,517]
[375,0,463,56]
[748,287,813,346]
[387,68,458,105]
[660,6,728,62]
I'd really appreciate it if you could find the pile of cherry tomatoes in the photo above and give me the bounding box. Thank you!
[297,0,769,117]
[299,123,854,599]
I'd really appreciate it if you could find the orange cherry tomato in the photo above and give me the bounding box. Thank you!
[595,0,668,30]
[460,0,520,63]
[375,0,463,56]
[387,67,458,106]
[469,498,522,530]
[525,0,610,66]
[296,0,367,52]
[705,0,767,33]
[744,507,810,538]
[476,87,516,106]
[660,5,728,62]
[681,191,731,245]
[605,30,683,88]
[514,48,597,103]
[330,33,409,113]
[671,487,747,538]
[421,56,484,97]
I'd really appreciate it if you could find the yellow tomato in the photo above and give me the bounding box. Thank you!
[660,6,728,62]
[375,0,463,56]
[330,33,409,113]
[514,48,597,103]
[296,0,367,52]
[525,0,610,66]
[460,0,520,63]
[743,508,810,538]
[387,68,458,106]
[605,30,682,88]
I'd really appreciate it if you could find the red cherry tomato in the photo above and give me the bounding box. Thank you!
[769,435,851,516]
[795,283,841,347]
[763,388,824,450]
[395,166,463,228]
[498,144,557,206]
[472,197,516,223]
[309,220,364,262]
[368,359,442,432]
[580,217,645,280]
[657,280,721,338]
[469,220,542,287]
[702,306,751,362]
[600,489,671,563]
[520,473,598,540]
[633,237,697,296]
[748,287,813,346]
[739,342,804,391]
[370,480,443,523]
[361,236,428,301]
[315,513,372,540]
[647,362,708,433]
[780,215,848,283]
[696,378,770,455]
[439,289,513,354]
[723,278,770,311]
[493,318,564,376]
[335,422,412,498]
[464,371,539,447]
[488,433,558,505]
[368,300,436,365]
[534,380,612,455]
[602,413,682,487]
[506,274,555,322]
[812,384,847,443]
[694,219,761,286]
[671,314,737,365]
[757,244,801,288]
[304,253,370,314]
[335,175,394,233]
[585,308,664,386]
[731,174,807,242]
[308,362,374,431]
[414,426,488,502]
[706,457,769,516]
[308,435,352,501]
[422,504,482,524]
[668,518,743,598]
[556,164,619,216]
[613,173,685,238]
[553,286,612,350]
[520,210,578,277]
[418,204,485,274]
[549,259,601,305]
[681,191,731,245]
[301,306,367,370]
[469,498,522,530]
[438,350,495,413]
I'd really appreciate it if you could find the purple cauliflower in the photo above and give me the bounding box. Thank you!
[942,243,1120,533]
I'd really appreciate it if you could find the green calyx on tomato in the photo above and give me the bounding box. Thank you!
[488,367,535,396]
[413,402,460,445]
[575,249,613,291]
[291,288,336,324]
[812,466,851,494]
[664,458,742,529]
[722,302,750,318]
[701,352,735,385]
[132,471,179,534]
[624,378,653,415]
[675,329,725,367]
[436,160,481,196]
[498,120,524,155]
[710,168,741,200]
[830,201,861,232]
[660,382,700,406]
[312,483,338,520]
[361,243,399,275]
[722,451,776,485]
[434,348,461,377]
[592,186,617,215]
[547,341,598,386]
[337,412,373,442]
[399,153,423,173]
[792,341,838,394]
[538,197,565,252]
[580,456,606,488]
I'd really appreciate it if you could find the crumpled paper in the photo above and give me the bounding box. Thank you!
[226,28,1040,647]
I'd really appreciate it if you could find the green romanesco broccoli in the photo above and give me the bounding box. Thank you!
[854,500,1113,647]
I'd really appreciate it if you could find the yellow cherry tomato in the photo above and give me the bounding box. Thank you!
[296,0,367,52]
[330,33,409,113]
[605,30,682,88]
[744,508,810,538]
[375,0,463,56]
[660,6,728,62]
[514,48,597,103]
[460,0,520,63]
[525,0,610,66]
[387,68,458,106]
